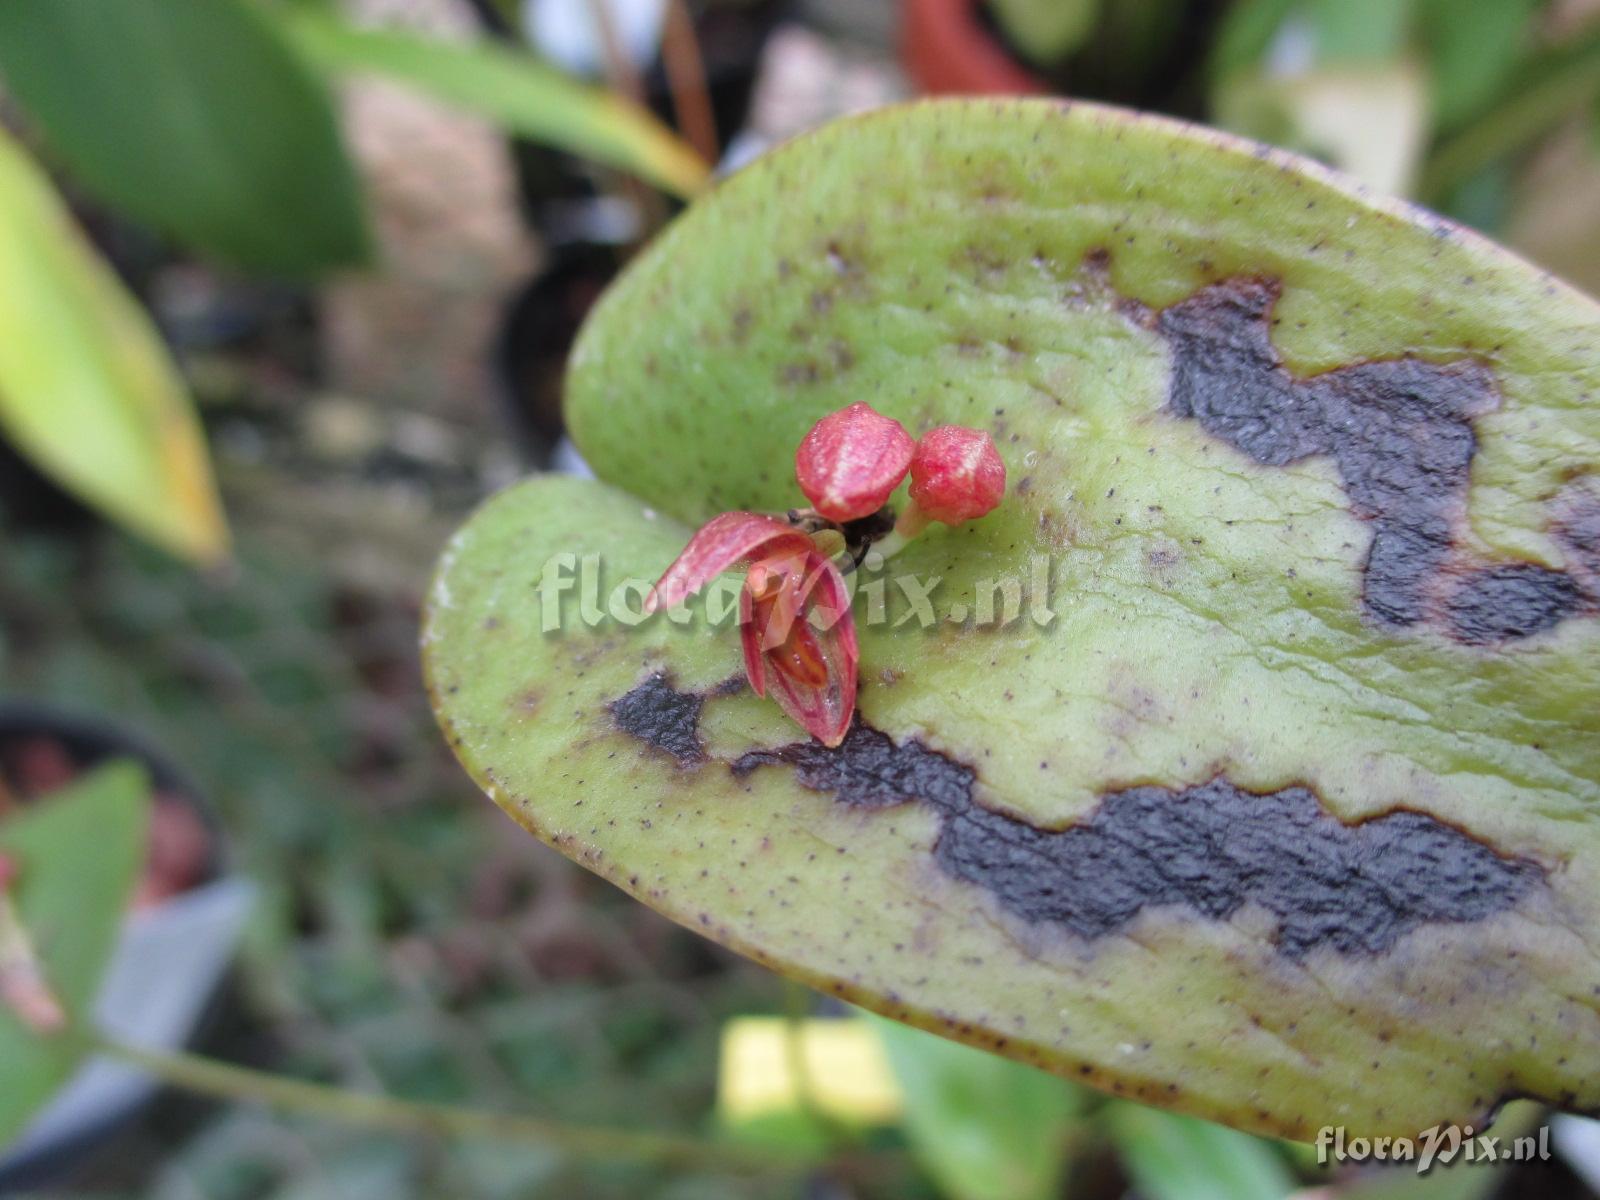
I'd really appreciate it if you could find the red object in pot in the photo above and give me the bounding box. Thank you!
[901,0,1049,96]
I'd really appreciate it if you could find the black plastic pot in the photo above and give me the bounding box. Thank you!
[0,705,221,865]
[0,704,252,1192]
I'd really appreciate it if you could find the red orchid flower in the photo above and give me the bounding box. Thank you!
[643,403,1005,747]
[645,512,858,746]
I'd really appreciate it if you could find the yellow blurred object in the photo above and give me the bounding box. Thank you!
[718,1017,903,1126]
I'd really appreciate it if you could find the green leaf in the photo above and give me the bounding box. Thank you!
[870,1014,1087,1200]
[1207,0,1299,82]
[1214,61,1429,195]
[0,0,370,275]
[0,128,230,564]
[0,763,152,1147]
[1104,1103,1295,1200]
[988,0,1100,68]
[424,100,1600,1140]
[275,9,710,201]
[1421,23,1600,203]
[1305,0,1414,65]
[1419,0,1537,133]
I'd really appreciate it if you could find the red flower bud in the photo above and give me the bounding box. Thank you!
[908,426,1006,524]
[794,402,914,523]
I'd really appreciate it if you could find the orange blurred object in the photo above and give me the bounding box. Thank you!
[901,0,1047,96]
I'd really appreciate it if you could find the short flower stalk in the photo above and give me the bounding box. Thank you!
[646,402,1006,746]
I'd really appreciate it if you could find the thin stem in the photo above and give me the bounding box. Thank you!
[661,0,720,166]
[891,501,929,543]
[89,1034,807,1175]
[584,0,670,238]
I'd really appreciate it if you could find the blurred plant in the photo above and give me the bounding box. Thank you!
[986,0,1101,69]
[0,0,708,273]
[0,748,827,1188]
[870,1015,1094,1200]
[0,0,708,567]
[1208,0,1600,225]
[278,5,709,200]
[0,125,229,565]
[929,0,1600,239]
[0,764,150,1140]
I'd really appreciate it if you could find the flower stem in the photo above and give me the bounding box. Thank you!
[88,1034,807,1175]
[892,501,929,542]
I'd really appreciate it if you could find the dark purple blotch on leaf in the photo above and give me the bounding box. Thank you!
[1157,276,1591,641]
[734,723,1541,959]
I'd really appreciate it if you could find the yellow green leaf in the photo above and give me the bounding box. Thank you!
[278,9,711,201]
[0,128,229,565]
[0,764,152,1146]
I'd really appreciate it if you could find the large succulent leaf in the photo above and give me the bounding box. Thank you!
[0,764,151,1147]
[426,100,1600,1138]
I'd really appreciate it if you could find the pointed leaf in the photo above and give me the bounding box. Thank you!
[0,129,229,564]
[427,101,1600,1139]
[275,9,711,201]
[1103,1103,1295,1200]
[0,0,370,275]
[0,764,151,1147]
[870,1013,1088,1200]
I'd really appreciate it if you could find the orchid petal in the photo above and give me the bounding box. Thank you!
[757,550,858,747]
[738,576,766,697]
[645,511,811,613]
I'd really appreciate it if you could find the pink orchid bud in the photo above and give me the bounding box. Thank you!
[794,402,914,523]
[908,425,1007,525]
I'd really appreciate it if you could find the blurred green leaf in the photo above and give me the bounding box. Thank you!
[0,0,370,275]
[1420,0,1537,132]
[1440,160,1513,233]
[1422,23,1600,202]
[1326,1102,1545,1200]
[1215,60,1429,195]
[276,10,711,201]
[1208,0,1299,82]
[1306,0,1414,65]
[871,1015,1088,1200]
[0,763,151,1148]
[1104,1103,1295,1200]
[988,0,1100,67]
[0,128,230,564]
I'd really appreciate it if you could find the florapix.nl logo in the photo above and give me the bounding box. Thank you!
[534,550,1060,633]
[1315,1123,1551,1174]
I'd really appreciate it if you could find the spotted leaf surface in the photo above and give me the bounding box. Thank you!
[426,100,1600,1139]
